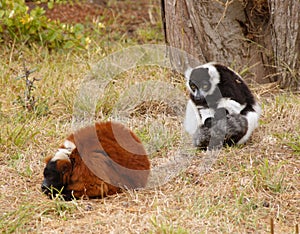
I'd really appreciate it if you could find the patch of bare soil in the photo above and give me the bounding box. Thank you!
[26,0,161,37]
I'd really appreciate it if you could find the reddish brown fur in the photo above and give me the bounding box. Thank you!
[56,160,72,186]
[43,121,150,199]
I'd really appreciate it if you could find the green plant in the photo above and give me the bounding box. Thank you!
[0,199,79,233]
[0,204,34,233]
[3,121,40,148]
[150,216,188,234]
[47,188,78,220]
[0,0,91,49]
[253,159,286,193]
[273,129,300,155]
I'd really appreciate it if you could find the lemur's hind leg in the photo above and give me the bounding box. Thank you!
[193,113,248,150]
[210,114,248,149]
[192,125,211,150]
[224,114,248,146]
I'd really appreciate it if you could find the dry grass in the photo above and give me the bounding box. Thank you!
[0,46,299,233]
[0,2,299,233]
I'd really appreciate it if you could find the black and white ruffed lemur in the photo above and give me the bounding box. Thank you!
[184,62,261,150]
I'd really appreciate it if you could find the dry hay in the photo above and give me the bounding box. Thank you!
[1,83,299,233]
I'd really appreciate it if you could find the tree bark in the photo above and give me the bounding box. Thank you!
[162,0,300,88]
[269,0,300,89]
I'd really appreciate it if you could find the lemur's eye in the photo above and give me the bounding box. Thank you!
[190,83,197,91]
[202,83,210,91]
[201,81,210,92]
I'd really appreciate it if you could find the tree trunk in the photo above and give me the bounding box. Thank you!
[162,0,300,88]
[269,0,300,89]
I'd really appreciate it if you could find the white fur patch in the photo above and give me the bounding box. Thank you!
[237,109,260,144]
[253,102,262,117]
[185,66,195,95]
[51,148,72,162]
[184,99,202,135]
[184,66,193,80]
[199,108,215,125]
[63,140,76,151]
[217,98,246,114]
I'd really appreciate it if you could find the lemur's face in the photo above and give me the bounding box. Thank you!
[185,66,220,99]
[41,141,75,199]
